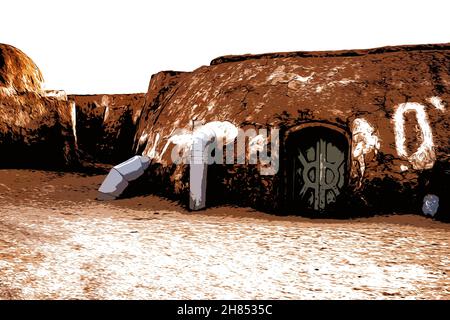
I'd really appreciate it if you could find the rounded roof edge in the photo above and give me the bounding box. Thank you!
[210,42,450,66]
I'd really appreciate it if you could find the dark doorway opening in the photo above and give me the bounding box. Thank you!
[285,125,349,215]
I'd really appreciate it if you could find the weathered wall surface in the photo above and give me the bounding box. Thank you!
[69,94,145,164]
[135,44,450,216]
[0,44,147,168]
[0,44,77,167]
[134,71,188,153]
[0,92,78,167]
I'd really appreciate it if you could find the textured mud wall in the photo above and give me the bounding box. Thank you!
[134,71,188,153]
[131,71,190,199]
[0,44,77,167]
[0,92,78,167]
[135,44,450,216]
[0,44,147,168]
[69,94,145,164]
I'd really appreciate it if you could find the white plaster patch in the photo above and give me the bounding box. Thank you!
[267,66,314,84]
[135,132,149,153]
[248,134,266,154]
[267,67,287,82]
[169,132,193,147]
[132,109,142,125]
[70,101,78,146]
[330,109,345,116]
[427,96,446,112]
[103,106,110,122]
[164,131,193,163]
[0,86,16,96]
[139,132,149,144]
[351,118,380,184]
[202,121,239,145]
[337,79,355,85]
[159,121,239,164]
[254,103,264,114]
[146,133,160,159]
[44,90,68,101]
[101,95,110,107]
[293,74,314,83]
[393,102,435,170]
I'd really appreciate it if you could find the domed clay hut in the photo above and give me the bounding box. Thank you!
[0,43,77,167]
[130,43,449,217]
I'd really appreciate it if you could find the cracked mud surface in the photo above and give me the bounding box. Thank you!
[0,169,448,299]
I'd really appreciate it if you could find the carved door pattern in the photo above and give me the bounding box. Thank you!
[289,128,347,212]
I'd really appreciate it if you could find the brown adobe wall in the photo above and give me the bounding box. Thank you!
[135,43,450,217]
[68,93,145,165]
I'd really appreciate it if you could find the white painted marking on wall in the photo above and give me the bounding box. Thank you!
[427,96,446,112]
[132,109,142,125]
[267,69,284,81]
[167,131,193,164]
[101,95,111,122]
[165,121,239,165]
[293,74,314,83]
[103,106,110,122]
[70,101,78,147]
[337,79,355,85]
[146,133,160,159]
[203,121,239,145]
[393,102,435,170]
[351,118,380,183]
[267,66,314,84]
[248,134,266,154]
[139,132,149,144]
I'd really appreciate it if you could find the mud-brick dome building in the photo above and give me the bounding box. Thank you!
[0,43,145,169]
[133,43,449,217]
[0,44,78,167]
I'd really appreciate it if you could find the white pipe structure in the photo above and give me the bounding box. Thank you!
[98,155,150,200]
[189,121,238,210]
[189,127,216,210]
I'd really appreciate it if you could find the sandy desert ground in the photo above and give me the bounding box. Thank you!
[0,169,448,299]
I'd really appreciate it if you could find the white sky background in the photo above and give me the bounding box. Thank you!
[1,0,449,94]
